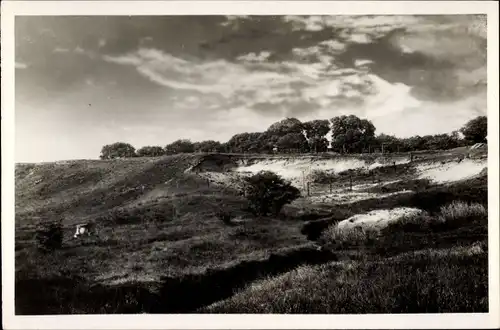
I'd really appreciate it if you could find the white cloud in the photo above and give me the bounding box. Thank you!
[54,47,70,53]
[347,33,372,44]
[98,38,107,48]
[354,59,374,67]
[103,48,305,100]
[237,51,271,62]
[15,62,28,69]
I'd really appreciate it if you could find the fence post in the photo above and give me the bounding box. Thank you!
[329,180,332,193]
[307,182,310,197]
[349,175,352,191]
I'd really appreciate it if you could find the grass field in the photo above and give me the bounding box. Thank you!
[14,147,489,314]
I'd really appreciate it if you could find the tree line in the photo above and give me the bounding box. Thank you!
[99,115,487,159]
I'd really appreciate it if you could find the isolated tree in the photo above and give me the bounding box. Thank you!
[136,146,165,157]
[330,115,376,153]
[304,119,330,152]
[100,142,136,159]
[461,116,487,144]
[244,171,301,216]
[164,139,195,155]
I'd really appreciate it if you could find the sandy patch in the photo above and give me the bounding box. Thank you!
[309,190,413,205]
[234,158,369,185]
[368,159,410,170]
[417,159,486,183]
[337,207,423,229]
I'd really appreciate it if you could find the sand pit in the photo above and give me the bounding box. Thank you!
[337,207,423,230]
[235,158,368,183]
[310,190,413,205]
[417,159,486,183]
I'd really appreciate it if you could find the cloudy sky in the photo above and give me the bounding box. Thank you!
[15,15,487,162]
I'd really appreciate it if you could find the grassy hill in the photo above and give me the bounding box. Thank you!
[15,148,489,314]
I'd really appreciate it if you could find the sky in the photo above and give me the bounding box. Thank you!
[15,15,487,162]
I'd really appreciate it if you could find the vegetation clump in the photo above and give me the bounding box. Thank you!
[35,222,63,252]
[244,171,301,216]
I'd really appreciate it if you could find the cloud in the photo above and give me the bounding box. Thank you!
[15,62,28,69]
[15,15,488,162]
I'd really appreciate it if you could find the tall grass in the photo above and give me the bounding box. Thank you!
[202,247,488,313]
[320,225,380,249]
[438,201,487,226]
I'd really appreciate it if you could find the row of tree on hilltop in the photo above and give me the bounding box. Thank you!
[99,115,487,159]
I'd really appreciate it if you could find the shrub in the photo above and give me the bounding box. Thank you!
[438,201,487,227]
[215,209,232,225]
[100,142,136,159]
[244,171,301,216]
[308,169,337,184]
[35,222,63,252]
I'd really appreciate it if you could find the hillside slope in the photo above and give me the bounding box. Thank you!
[15,147,488,314]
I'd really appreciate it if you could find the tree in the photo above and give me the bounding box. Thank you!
[276,132,309,153]
[244,171,301,216]
[193,140,223,153]
[267,117,304,135]
[164,139,195,155]
[461,116,487,144]
[100,142,136,159]
[226,132,263,153]
[136,146,165,157]
[304,120,330,152]
[375,134,402,153]
[330,115,376,153]
[400,136,425,152]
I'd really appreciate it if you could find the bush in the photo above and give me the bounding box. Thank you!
[100,142,136,159]
[215,209,233,225]
[35,222,63,252]
[244,171,301,216]
[136,146,165,157]
[308,169,337,184]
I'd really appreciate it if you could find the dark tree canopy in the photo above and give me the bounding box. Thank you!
[136,146,165,157]
[100,142,136,159]
[276,132,309,153]
[461,116,487,143]
[226,132,263,153]
[304,119,330,152]
[244,171,301,216]
[99,115,484,158]
[194,140,223,153]
[267,117,304,135]
[330,115,376,153]
[164,139,195,155]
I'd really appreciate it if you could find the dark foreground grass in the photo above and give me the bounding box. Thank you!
[15,244,338,314]
[201,247,488,313]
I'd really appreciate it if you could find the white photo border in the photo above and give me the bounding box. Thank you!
[2,1,499,329]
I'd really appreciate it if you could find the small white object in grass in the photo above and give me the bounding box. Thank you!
[73,223,94,238]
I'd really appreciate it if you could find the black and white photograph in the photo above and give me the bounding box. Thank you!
[2,1,499,329]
